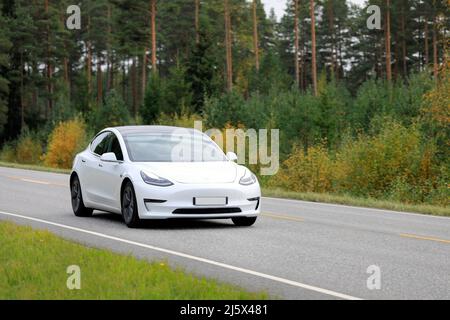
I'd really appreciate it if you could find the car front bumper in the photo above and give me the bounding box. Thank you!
[134,180,261,219]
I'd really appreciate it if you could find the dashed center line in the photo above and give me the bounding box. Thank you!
[0,174,66,187]
[400,233,450,244]
[20,178,50,185]
[261,213,304,222]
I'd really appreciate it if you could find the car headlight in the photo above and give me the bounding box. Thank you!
[140,170,173,187]
[239,169,257,186]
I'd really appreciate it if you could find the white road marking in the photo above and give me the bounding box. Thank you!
[0,210,362,300]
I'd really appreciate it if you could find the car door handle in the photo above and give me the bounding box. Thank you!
[98,163,103,168]
[81,159,86,163]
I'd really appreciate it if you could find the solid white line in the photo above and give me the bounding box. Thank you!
[262,197,450,220]
[0,210,361,300]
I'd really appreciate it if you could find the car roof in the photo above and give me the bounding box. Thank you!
[113,125,201,136]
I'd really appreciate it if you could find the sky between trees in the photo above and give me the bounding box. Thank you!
[262,0,366,20]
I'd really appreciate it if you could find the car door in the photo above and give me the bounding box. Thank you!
[80,131,110,205]
[94,133,125,211]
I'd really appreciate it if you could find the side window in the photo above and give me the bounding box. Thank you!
[91,132,110,156]
[107,135,124,161]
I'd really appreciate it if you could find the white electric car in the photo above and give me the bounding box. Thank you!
[70,126,261,228]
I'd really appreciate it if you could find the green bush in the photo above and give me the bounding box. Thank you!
[141,73,166,124]
[0,132,43,165]
[155,112,203,128]
[16,133,43,164]
[0,142,16,163]
[91,90,132,132]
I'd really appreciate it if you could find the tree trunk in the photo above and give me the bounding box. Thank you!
[394,34,399,80]
[107,5,112,91]
[122,62,126,102]
[20,52,24,128]
[294,0,300,86]
[300,19,305,90]
[60,13,70,91]
[142,48,147,104]
[385,0,392,81]
[195,0,200,44]
[401,2,407,77]
[252,0,260,71]
[97,61,103,106]
[424,18,429,67]
[327,0,337,78]
[45,0,53,114]
[432,0,438,81]
[151,0,157,73]
[310,0,318,96]
[87,16,92,98]
[224,0,233,92]
[131,58,137,116]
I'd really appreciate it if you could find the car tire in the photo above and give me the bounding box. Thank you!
[232,216,257,227]
[71,175,93,217]
[121,181,141,228]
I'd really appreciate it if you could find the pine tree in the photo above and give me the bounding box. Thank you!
[252,0,260,71]
[310,0,318,95]
[0,12,11,137]
[224,0,233,92]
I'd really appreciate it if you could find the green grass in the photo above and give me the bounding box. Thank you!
[0,222,268,300]
[0,161,448,217]
[263,188,450,217]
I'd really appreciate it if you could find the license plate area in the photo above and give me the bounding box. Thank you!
[194,197,228,206]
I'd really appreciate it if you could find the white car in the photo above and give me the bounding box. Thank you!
[70,126,261,228]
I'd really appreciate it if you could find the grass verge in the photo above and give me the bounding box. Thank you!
[263,188,450,217]
[0,222,267,300]
[0,161,71,174]
[0,162,448,217]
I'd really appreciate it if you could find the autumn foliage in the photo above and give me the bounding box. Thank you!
[44,118,87,169]
[271,120,449,206]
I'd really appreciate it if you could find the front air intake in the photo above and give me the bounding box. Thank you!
[172,208,242,215]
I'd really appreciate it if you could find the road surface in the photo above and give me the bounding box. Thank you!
[0,166,449,300]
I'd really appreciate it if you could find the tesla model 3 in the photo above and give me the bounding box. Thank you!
[70,126,261,227]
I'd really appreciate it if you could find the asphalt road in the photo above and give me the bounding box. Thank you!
[0,166,449,300]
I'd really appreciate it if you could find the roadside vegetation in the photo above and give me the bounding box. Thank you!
[0,222,267,300]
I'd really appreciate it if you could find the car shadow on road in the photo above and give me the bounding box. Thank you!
[91,212,237,230]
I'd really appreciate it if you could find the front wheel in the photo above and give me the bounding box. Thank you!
[232,216,257,227]
[71,175,93,217]
[121,181,141,228]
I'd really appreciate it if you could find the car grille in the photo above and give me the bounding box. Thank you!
[172,208,242,215]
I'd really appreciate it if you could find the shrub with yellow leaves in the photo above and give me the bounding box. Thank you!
[44,118,87,169]
[269,144,335,193]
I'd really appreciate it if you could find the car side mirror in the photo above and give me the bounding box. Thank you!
[226,152,238,162]
[100,152,118,163]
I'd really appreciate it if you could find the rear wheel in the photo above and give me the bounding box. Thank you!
[232,216,257,227]
[122,181,141,228]
[71,175,93,217]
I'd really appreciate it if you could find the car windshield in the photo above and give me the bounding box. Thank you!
[123,132,227,162]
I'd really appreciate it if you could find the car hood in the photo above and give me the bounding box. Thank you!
[137,161,239,184]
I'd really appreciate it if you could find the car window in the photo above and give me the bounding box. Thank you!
[107,134,124,161]
[123,133,227,162]
[91,132,110,156]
